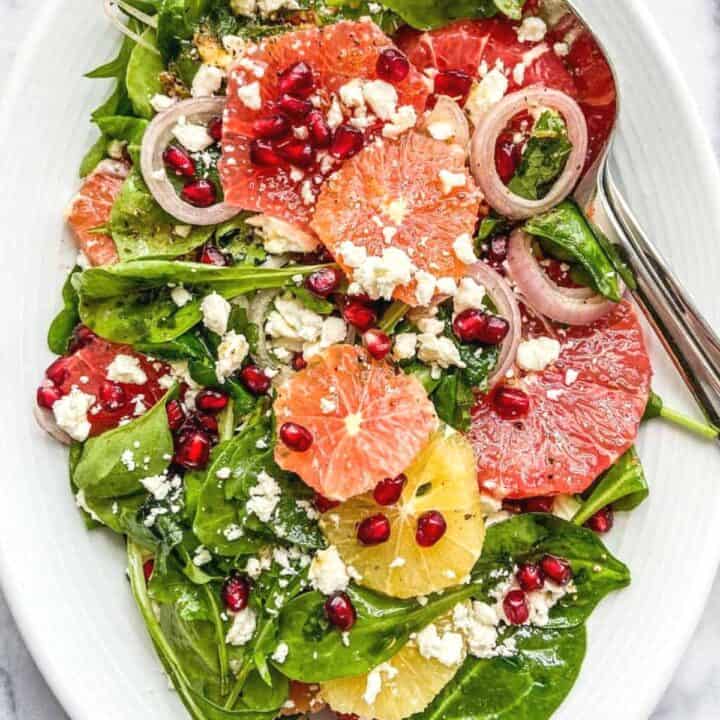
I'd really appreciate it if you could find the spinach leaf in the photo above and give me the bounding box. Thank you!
[412,625,585,720]
[507,110,572,201]
[47,269,80,354]
[73,387,176,498]
[79,135,110,177]
[475,514,630,629]
[324,0,404,34]
[95,115,148,164]
[377,0,523,29]
[572,448,648,525]
[477,214,509,242]
[75,260,324,344]
[524,201,623,302]
[109,169,213,261]
[276,582,478,682]
[87,33,136,124]
[126,29,165,119]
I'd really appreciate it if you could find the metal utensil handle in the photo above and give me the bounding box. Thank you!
[600,167,720,427]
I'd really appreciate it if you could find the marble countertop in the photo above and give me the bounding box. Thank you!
[1,0,719,718]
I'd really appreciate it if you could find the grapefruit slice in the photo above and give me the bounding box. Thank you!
[321,430,484,598]
[311,131,482,305]
[320,610,464,720]
[65,159,128,266]
[220,21,430,230]
[468,300,651,499]
[273,344,437,501]
[45,334,168,436]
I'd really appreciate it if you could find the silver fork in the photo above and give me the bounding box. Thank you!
[563,0,720,428]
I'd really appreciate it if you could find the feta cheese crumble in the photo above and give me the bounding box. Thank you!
[393,332,418,361]
[52,387,96,441]
[438,169,466,195]
[516,336,561,372]
[246,470,282,522]
[201,292,231,336]
[237,81,263,110]
[106,354,147,385]
[363,663,398,705]
[452,233,479,265]
[465,70,509,126]
[226,607,257,646]
[309,545,350,595]
[172,117,214,152]
[215,331,250,381]
[453,277,486,315]
[416,623,466,667]
[192,64,225,97]
[516,16,547,43]
[170,286,192,308]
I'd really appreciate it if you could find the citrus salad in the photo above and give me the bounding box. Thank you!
[35,0,718,718]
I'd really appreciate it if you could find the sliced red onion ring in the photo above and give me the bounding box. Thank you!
[103,0,159,53]
[33,404,71,445]
[507,229,617,326]
[140,97,241,225]
[470,87,588,220]
[248,289,281,369]
[423,95,470,153]
[465,262,522,388]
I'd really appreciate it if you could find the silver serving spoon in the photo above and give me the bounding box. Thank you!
[560,0,720,428]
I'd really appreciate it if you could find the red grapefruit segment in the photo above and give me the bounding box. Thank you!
[273,344,438,501]
[220,21,430,230]
[65,159,128,266]
[468,300,651,499]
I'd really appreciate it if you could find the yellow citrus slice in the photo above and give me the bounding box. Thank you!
[321,430,484,598]
[320,610,465,720]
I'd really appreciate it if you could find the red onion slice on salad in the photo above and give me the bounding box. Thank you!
[140,97,241,225]
[470,87,589,220]
[33,404,72,446]
[465,262,522,388]
[507,229,617,326]
[423,96,470,153]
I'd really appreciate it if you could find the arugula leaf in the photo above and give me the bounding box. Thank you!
[126,29,165,119]
[412,625,586,720]
[79,135,110,177]
[324,0,404,34]
[73,387,176,498]
[87,33,137,124]
[572,448,648,525]
[95,115,148,165]
[376,0,523,30]
[507,110,572,201]
[109,169,214,261]
[524,201,623,302]
[47,269,81,354]
[74,260,325,344]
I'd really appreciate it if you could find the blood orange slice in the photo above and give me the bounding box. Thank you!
[311,131,482,305]
[45,334,168,436]
[273,344,437,501]
[220,21,430,230]
[65,159,128,266]
[468,300,651,499]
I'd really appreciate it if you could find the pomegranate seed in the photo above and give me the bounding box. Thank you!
[278,61,315,98]
[277,139,316,167]
[376,48,410,83]
[99,381,126,410]
[364,328,392,360]
[540,554,572,586]
[357,513,391,545]
[280,422,313,452]
[195,412,219,436]
[306,109,332,148]
[166,399,186,431]
[503,589,529,624]
[330,125,364,159]
[516,563,544,592]
[163,144,196,177]
[493,386,530,420]
[324,591,356,630]
[208,116,223,142]
[434,69,473,101]
[306,267,342,297]
[343,301,377,332]
[46,357,70,386]
[222,571,250,612]
[277,94,313,118]
[523,496,554,513]
[174,430,211,469]
[253,114,290,139]
[313,491,340,513]
[143,558,155,582]
[585,506,614,534]
[68,325,96,352]
[495,133,524,184]
[415,510,447,547]
[250,139,285,167]
[181,179,216,208]
[480,316,510,345]
[373,474,406,506]
[291,353,307,371]
[453,309,489,343]
[195,389,229,413]
[199,244,229,266]
[241,365,271,395]
[37,385,62,409]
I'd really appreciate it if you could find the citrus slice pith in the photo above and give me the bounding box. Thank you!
[65,159,128,266]
[469,300,651,499]
[311,130,483,305]
[220,21,430,230]
[320,609,464,720]
[274,344,438,502]
[321,431,484,598]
